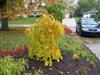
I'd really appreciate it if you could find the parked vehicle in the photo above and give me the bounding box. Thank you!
[76,18,100,36]
[32,11,41,17]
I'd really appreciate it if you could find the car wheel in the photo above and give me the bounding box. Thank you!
[78,30,83,36]
[76,28,78,33]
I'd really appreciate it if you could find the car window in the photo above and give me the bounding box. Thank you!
[82,20,97,25]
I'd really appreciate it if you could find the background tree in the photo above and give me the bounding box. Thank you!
[0,0,25,31]
[75,0,96,17]
[96,0,100,11]
[66,0,75,18]
[45,0,66,21]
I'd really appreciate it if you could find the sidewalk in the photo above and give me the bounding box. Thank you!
[0,24,32,27]
[81,37,100,60]
[62,18,76,33]
[9,24,32,27]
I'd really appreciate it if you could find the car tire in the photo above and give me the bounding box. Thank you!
[78,30,83,36]
[76,28,83,36]
[76,28,78,33]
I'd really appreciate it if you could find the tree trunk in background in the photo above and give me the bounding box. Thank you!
[1,17,9,31]
[0,0,9,31]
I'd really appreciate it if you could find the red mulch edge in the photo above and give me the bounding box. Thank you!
[64,26,75,36]
[0,45,28,58]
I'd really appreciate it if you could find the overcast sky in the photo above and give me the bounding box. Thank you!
[74,0,78,4]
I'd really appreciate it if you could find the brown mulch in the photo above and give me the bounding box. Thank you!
[26,51,100,75]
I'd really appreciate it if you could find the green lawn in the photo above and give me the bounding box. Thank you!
[58,34,97,63]
[0,17,38,50]
[0,17,38,25]
[0,27,97,63]
[0,27,29,51]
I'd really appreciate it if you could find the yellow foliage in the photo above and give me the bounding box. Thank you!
[45,0,55,4]
[26,14,64,66]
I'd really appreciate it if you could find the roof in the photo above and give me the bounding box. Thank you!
[83,8,98,14]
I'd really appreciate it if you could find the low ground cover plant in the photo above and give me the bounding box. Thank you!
[0,56,27,75]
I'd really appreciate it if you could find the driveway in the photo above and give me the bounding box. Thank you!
[62,18,100,60]
[80,37,100,60]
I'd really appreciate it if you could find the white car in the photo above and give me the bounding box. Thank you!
[32,11,41,17]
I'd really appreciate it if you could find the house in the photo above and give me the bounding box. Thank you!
[83,8,98,18]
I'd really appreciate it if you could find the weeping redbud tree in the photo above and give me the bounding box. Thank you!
[26,14,64,66]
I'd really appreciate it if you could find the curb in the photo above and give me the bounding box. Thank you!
[82,41,100,61]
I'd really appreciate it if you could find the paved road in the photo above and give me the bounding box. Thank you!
[80,37,100,60]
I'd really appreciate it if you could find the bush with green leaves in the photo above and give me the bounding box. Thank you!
[90,11,100,22]
[0,56,27,75]
[26,15,64,66]
[96,11,100,21]
[45,2,66,21]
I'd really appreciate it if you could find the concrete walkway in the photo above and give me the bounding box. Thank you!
[62,18,76,33]
[80,37,100,60]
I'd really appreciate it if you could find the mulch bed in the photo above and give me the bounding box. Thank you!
[26,51,100,75]
[0,45,100,75]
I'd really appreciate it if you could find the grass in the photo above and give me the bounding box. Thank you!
[0,27,29,51]
[0,17,38,25]
[0,26,97,63]
[0,17,38,50]
[58,34,97,63]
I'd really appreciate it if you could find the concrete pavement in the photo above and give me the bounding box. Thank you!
[80,37,100,60]
[62,18,76,33]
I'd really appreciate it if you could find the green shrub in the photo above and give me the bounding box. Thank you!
[91,11,100,21]
[26,15,64,66]
[96,11,100,21]
[90,13,97,19]
[45,2,66,21]
[0,56,27,75]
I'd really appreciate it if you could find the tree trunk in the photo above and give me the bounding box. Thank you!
[0,0,9,31]
[0,17,9,31]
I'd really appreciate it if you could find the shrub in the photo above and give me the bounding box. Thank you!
[0,56,27,75]
[91,11,100,21]
[96,11,100,21]
[26,15,64,66]
[45,2,66,21]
